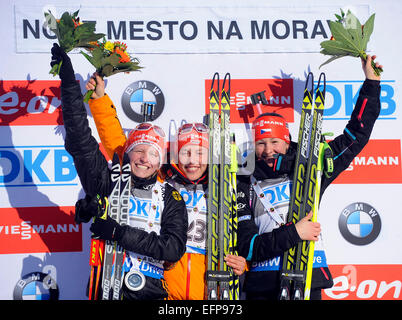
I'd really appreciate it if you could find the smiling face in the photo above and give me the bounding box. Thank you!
[178,144,208,181]
[128,144,161,178]
[255,137,289,167]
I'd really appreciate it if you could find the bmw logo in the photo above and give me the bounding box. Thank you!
[13,272,59,300]
[338,202,381,245]
[121,80,165,123]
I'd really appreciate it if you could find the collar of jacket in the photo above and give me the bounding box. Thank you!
[131,173,158,189]
[252,141,297,180]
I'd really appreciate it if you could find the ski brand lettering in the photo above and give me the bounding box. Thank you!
[280,72,326,300]
[313,113,323,158]
[301,113,311,158]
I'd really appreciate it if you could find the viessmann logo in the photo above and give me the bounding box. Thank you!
[0,80,62,126]
[204,78,294,124]
[0,206,81,254]
[333,139,402,184]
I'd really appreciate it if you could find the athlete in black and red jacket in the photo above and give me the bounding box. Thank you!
[236,55,383,300]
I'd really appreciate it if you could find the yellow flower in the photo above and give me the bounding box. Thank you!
[104,41,114,52]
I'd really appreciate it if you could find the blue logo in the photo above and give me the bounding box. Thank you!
[121,80,165,123]
[322,80,396,121]
[13,272,59,300]
[0,145,78,187]
[339,202,382,245]
[181,189,207,211]
[261,181,290,206]
[129,197,161,220]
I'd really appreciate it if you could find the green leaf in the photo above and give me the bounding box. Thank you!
[80,50,98,68]
[76,33,105,47]
[74,22,96,38]
[319,54,346,69]
[320,40,358,56]
[102,53,121,68]
[362,13,375,51]
[101,64,115,77]
[60,12,74,29]
[328,20,361,55]
[72,10,80,19]
[344,11,363,52]
[44,11,58,34]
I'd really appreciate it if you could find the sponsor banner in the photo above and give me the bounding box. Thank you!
[121,80,165,123]
[0,206,81,254]
[15,5,369,54]
[338,202,382,246]
[13,271,59,300]
[250,250,327,271]
[323,80,397,121]
[0,80,62,126]
[205,78,294,123]
[324,264,402,300]
[0,145,78,187]
[333,139,402,184]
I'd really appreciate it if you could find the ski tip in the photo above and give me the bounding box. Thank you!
[122,152,130,164]
[112,152,120,164]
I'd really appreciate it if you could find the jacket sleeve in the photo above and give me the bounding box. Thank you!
[61,82,111,198]
[89,94,127,160]
[321,79,381,192]
[118,183,188,263]
[236,178,301,262]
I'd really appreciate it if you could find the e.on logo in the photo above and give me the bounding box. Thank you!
[323,265,402,300]
[0,206,81,254]
[333,139,402,184]
[204,78,294,124]
[0,80,62,126]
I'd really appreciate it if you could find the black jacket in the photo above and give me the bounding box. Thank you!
[236,79,381,295]
[61,82,188,300]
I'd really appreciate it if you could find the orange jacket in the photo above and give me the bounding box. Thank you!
[165,253,207,300]
[88,94,126,160]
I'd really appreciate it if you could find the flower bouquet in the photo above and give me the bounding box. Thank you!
[44,10,105,76]
[81,39,142,102]
[320,9,383,76]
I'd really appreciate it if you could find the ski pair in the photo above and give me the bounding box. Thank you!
[88,153,131,300]
[206,72,239,300]
[279,72,326,300]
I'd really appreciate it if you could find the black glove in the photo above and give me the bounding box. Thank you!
[74,194,107,224]
[50,43,76,86]
[90,216,125,242]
